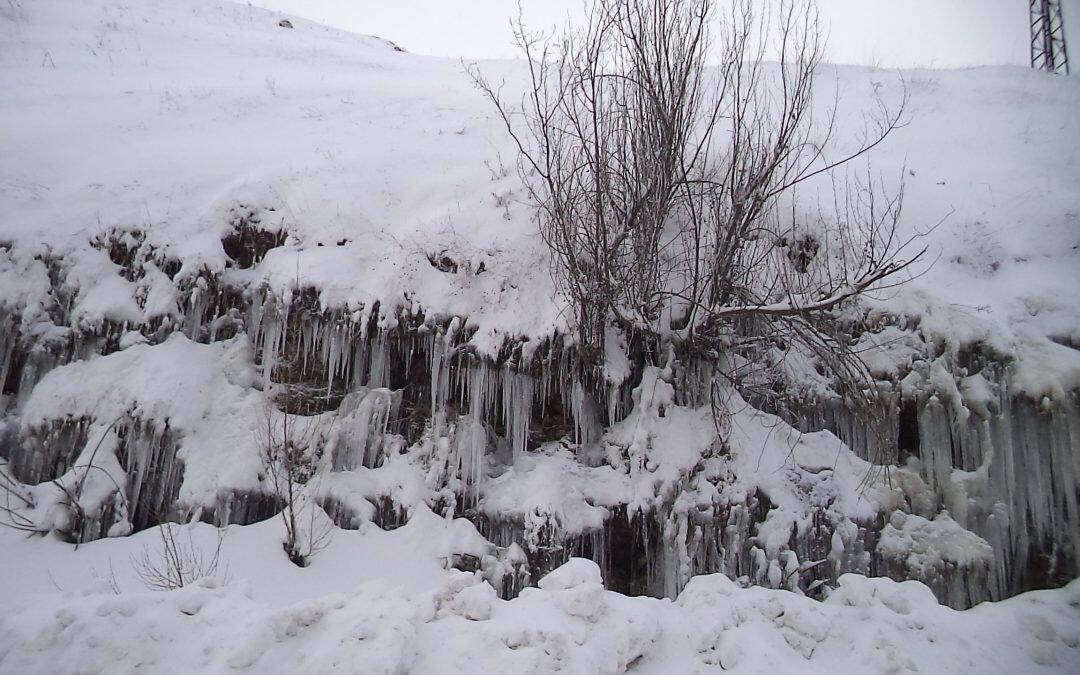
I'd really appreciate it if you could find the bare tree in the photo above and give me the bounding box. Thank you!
[131,522,225,591]
[260,396,334,567]
[470,0,925,445]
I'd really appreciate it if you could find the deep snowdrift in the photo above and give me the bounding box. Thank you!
[2,522,1079,674]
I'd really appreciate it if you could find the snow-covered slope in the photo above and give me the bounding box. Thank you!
[2,0,1078,373]
[0,0,560,349]
[1,0,1079,672]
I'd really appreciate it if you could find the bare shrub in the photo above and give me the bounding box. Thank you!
[260,393,334,567]
[0,461,44,534]
[131,522,225,591]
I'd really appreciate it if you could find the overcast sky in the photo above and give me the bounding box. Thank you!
[248,0,1078,69]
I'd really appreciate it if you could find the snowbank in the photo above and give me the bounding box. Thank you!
[1,544,1078,674]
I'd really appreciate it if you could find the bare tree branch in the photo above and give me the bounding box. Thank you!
[469,0,928,428]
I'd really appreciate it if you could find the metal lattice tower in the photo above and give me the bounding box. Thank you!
[1030,0,1070,74]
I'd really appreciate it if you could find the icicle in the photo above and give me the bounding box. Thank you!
[454,413,486,498]
[502,368,533,462]
[368,329,388,388]
[570,380,602,451]
[332,388,401,470]
[430,326,455,421]
[0,311,17,401]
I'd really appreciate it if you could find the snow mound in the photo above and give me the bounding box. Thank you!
[538,557,603,590]
[2,560,1078,674]
[22,334,266,505]
[879,510,994,574]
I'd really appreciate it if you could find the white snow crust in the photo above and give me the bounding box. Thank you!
[1,520,1078,674]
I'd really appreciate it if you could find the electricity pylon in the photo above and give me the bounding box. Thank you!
[1030,0,1070,74]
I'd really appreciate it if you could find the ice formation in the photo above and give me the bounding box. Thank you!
[2,243,1075,608]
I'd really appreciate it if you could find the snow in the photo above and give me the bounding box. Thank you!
[479,446,625,540]
[0,504,472,609]
[537,557,604,590]
[21,333,266,507]
[2,0,1078,383]
[1,0,564,357]
[1,0,1079,670]
[879,510,994,575]
[1,531,1079,674]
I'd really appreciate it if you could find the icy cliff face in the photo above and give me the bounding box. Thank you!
[787,337,1080,601]
[1,0,1078,611]
[1,250,1071,607]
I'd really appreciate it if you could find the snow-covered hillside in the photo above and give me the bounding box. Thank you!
[2,0,1078,367]
[1,0,1079,672]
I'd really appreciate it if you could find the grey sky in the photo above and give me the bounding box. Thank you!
[248,0,1077,69]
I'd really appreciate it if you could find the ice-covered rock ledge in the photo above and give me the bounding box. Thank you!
[0,216,1075,607]
[0,322,1015,608]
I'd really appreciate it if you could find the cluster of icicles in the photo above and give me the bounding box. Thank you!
[792,363,1080,604]
[1,235,1077,609]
